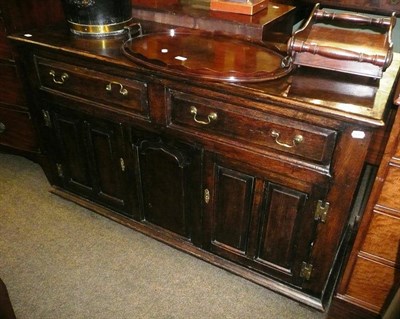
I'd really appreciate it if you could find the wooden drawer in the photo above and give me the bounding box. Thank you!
[395,135,400,159]
[35,57,149,118]
[0,15,13,60]
[361,211,400,264]
[0,105,38,152]
[168,90,337,165]
[0,61,27,107]
[346,256,398,311]
[377,163,400,212]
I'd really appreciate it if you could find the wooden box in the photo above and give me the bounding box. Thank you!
[210,0,268,15]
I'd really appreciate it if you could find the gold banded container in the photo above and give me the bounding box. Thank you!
[61,0,132,37]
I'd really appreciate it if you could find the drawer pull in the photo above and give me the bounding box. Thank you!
[106,81,128,96]
[271,130,304,148]
[0,122,5,134]
[190,106,218,125]
[49,70,69,85]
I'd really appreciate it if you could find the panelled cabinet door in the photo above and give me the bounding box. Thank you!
[41,105,136,217]
[133,130,203,244]
[51,110,93,196]
[203,153,328,288]
[83,117,136,215]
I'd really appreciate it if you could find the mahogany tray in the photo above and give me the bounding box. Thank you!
[122,30,292,82]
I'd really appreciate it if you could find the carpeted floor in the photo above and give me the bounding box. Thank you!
[0,153,327,319]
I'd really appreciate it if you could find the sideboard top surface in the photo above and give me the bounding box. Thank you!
[9,20,400,128]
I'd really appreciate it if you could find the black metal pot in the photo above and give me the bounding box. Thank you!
[62,0,132,36]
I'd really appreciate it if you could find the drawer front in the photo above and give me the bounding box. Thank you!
[346,256,398,311]
[0,62,27,107]
[35,57,149,117]
[168,90,337,164]
[378,164,400,212]
[0,16,13,60]
[0,105,38,152]
[361,211,400,264]
[395,138,400,159]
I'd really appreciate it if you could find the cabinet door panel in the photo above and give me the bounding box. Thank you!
[205,155,325,287]
[85,120,128,211]
[54,112,94,195]
[137,137,202,241]
[50,107,136,216]
[252,181,320,288]
[257,183,307,271]
[212,167,254,255]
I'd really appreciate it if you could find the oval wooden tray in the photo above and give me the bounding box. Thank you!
[122,30,292,82]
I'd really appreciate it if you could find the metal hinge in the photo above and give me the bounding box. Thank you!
[300,262,313,281]
[120,158,126,172]
[204,188,210,204]
[314,200,330,223]
[42,109,52,127]
[56,163,64,177]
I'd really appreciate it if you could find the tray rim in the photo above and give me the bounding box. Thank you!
[121,30,293,83]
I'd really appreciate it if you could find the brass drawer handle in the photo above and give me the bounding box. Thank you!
[106,81,128,96]
[49,70,69,85]
[271,130,304,148]
[0,122,5,134]
[190,106,218,125]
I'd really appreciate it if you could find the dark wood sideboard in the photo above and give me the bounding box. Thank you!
[2,1,400,317]
[8,9,400,313]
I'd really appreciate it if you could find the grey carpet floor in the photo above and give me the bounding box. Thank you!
[0,153,327,319]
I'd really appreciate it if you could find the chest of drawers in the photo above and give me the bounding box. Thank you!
[0,0,64,157]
